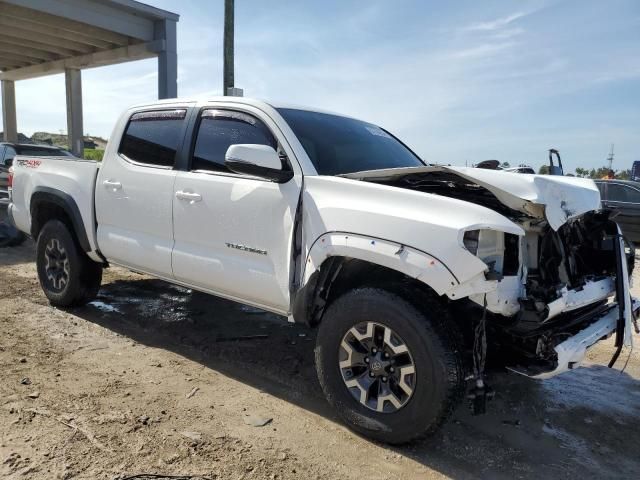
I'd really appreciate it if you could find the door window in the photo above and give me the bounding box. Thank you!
[118,109,187,167]
[607,183,640,203]
[191,110,278,173]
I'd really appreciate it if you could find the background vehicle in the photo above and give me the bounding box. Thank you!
[474,161,536,174]
[7,97,636,444]
[503,165,535,174]
[0,143,73,205]
[595,179,640,243]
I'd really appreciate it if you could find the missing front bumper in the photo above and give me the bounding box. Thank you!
[508,298,639,379]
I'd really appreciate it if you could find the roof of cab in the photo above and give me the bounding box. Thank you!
[124,96,357,120]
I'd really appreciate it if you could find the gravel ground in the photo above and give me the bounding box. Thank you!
[1,220,640,479]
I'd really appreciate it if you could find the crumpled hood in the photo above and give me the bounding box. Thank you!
[341,166,601,230]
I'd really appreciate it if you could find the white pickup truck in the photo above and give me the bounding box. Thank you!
[7,97,637,443]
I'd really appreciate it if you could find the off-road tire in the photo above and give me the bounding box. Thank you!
[315,287,464,444]
[36,220,102,307]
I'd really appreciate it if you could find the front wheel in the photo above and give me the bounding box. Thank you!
[314,287,464,444]
[36,220,102,307]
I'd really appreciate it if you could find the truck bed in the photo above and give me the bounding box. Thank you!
[9,155,100,254]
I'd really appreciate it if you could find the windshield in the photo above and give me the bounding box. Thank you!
[277,108,424,175]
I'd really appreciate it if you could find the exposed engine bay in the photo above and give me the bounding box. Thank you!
[353,168,637,380]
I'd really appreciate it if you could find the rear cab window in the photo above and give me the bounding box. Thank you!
[119,109,187,167]
[191,109,279,173]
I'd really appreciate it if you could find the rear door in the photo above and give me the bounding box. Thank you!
[603,182,640,243]
[96,106,191,278]
[171,105,302,313]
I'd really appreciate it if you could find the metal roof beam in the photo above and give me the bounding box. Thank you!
[0,16,111,53]
[0,50,47,65]
[0,60,30,69]
[0,43,59,62]
[0,40,164,81]
[0,33,79,57]
[0,3,132,46]
[4,0,159,41]
[0,19,100,53]
[0,17,121,50]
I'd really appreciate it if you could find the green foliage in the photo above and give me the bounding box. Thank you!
[572,166,631,180]
[538,165,550,174]
[83,149,104,161]
[500,161,511,168]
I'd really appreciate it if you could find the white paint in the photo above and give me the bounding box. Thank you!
[529,298,639,379]
[546,278,615,321]
[343,165,601,231]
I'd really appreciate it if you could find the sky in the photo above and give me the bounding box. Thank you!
[5,0,640,173]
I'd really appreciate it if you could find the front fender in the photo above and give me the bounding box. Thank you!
[302,232,461,296]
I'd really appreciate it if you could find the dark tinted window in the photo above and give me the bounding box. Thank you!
[277,108,424,175]
[607,183,640,203]
[119,109,186,167]
[191,110,277,172]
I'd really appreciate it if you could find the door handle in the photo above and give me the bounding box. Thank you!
[175,191,202,203]
[103,180,122,190]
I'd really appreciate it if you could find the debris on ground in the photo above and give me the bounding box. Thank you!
[243,415,273,427]
[186,387,199,399]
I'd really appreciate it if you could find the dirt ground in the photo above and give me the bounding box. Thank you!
[2,222,640,479]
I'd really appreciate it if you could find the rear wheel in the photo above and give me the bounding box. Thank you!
[36,220,102,307]
[315,287,464,444]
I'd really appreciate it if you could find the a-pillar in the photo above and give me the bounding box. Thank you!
[65,68,83,158]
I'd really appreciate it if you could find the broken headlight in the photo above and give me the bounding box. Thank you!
[463,229,480,255]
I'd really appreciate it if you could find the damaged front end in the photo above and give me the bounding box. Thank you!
[344,166,638,380]
[487,212,637,378]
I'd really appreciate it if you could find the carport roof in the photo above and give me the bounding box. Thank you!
[0,0,178,81]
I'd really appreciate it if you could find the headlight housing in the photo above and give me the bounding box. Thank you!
[462,229,520,277]
[463,230,480,255]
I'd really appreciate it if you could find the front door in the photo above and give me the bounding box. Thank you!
[172,107,301,313]
[96,107,189,278]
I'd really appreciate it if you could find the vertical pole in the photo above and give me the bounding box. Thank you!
[223,0,234,95]
[156,19,177,99]
[1,80,17,142]
[65,68,84,158]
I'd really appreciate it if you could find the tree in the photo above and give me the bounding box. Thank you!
[538,165,550,175]
[501,161,511,169]
[617,169,631,180]
[572,166,631,179]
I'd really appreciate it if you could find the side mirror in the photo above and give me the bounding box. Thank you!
[4,157,13,167]
[225,144,293,183]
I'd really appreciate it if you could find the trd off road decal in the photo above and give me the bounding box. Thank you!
[16,159,42,168]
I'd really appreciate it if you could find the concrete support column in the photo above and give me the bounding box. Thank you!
[156,19,177,99]
[1,80,17,142]
[65,68,83,158]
